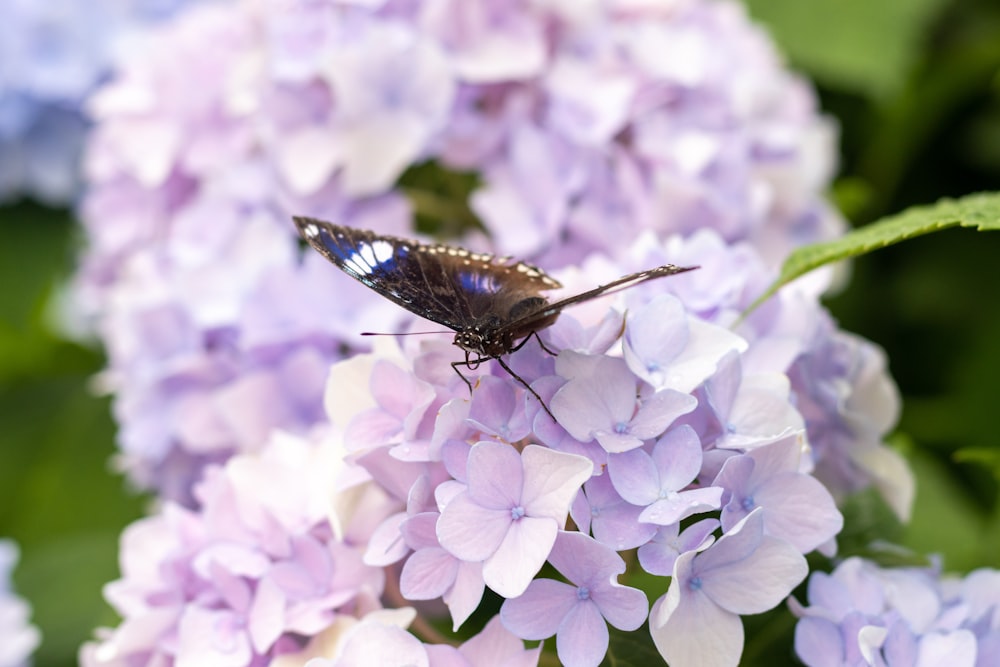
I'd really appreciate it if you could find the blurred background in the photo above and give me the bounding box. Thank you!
[1,0,999,664]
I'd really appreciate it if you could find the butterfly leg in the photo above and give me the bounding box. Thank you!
[451,355,476,395]
[510,331,558,357]
[452,352,557,422]
[494,356,557,422]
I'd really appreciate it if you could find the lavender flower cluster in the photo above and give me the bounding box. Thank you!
[80,229,904,667]
[792,557,1000,666]
[0,0,210,204]
[68,0,995,666]
[0,540,40,667]
[78,0,844,500]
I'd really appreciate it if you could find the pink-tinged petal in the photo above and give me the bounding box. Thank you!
[753,474,843,553]
[176,607,252,667]
[916,630,977,667]
[248,576,286,654]
[424,643,467,667]
[400,512,440,551]
[501,578,577,640]
[460,615,541,667]
[333,619,430,667]
[275,125,342,195]
[400,548,458,600]
[467,442,524,509]
[545,55,635,145]
[437,493,511,562]
[650,583,744,667]
[520,446,594,520]
[608,449,660,506]
[701,533,808,615]
[364,512,410,566]
[443,561,485,631]
[440,439,473,484]
[484,516,559,598]
[345,408,407,451]
[593,584,648,632]
[556,602,610,667]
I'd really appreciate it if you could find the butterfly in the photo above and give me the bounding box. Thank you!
[294,217,697,420]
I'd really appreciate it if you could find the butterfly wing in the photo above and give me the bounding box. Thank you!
[500,264,699,340]
[294,217,562,331]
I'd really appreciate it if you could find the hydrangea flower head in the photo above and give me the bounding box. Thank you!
[791,557,1000,667]
[0,0,209,203]
[70,2,927,665]
[312,240,851,666]
[80,431,387,666]
[77,0,848,501]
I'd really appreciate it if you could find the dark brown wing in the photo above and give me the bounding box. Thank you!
[293,217,562,332]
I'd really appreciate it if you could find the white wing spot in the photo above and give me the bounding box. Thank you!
[358,243,378,267]
[371,239,394,264]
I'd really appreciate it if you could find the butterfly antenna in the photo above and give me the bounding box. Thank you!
[360,331,453,337]
[543,264,699,315]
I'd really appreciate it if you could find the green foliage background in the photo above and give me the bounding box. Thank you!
[1,0,999,664]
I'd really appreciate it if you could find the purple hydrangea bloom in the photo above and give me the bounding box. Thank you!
[436,442,593,598]
[612,230,912,520]
[0,0,210,204]
[714,434,843,554]
[500,531,648,667]
[71,3,917,664]
[649,509,809,667]
[79,432,387,666]
[314,259,847,665]
[637,518,720,577]
[791,557,1000,667]
[77,0,847,501]
[0,540,40,667]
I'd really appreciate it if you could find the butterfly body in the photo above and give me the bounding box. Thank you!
[293,217,696,418]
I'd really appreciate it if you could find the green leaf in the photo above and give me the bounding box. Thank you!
[746,192,1000,315]
[954,446,1000,477]
[602,623,663,667]
[743,0,947,98]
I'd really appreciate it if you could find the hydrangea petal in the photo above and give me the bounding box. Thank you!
[500,578,577,640]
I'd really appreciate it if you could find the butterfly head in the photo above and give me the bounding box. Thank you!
[454,317,513,360]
